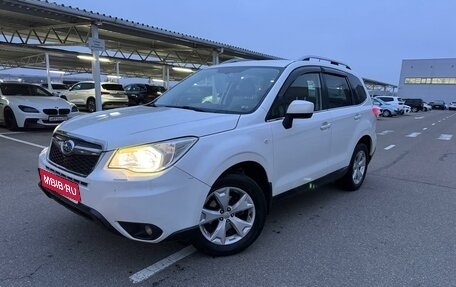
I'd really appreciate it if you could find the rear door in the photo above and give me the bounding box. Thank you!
[322,69,368,170]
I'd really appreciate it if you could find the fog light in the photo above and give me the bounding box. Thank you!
[145,225,153,236]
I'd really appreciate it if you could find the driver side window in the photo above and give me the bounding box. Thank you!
[269,73,321,119]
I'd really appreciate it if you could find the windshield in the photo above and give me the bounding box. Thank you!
[154,66,283,114]
[0,84,53,97]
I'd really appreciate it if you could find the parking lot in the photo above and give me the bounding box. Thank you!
[1,110,456,287]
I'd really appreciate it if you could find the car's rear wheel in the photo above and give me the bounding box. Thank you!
[193,174,267,256]
[411,107,418,112]
[382,110,391,117]
[86,98,96,113]
[337,143,368,191]
[4,108,18,131]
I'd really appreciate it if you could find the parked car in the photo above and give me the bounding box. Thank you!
[449,102,456,111]
[124,83,166,105]
[423,102,432,111]
[38,57,377,256]
[403,104,411,114]
[372,97,399,117]
[0,82,78,130]
[63,81,129,112]
[403,98,424,112]
[41,83,69,97]
[374,96,405,114]
[431,100,446,110]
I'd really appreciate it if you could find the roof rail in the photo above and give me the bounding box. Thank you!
[221,58,252,64]
[298,55,351,70]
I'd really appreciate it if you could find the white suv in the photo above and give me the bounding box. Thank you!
[38,57,377,256]
[63,81,128,112]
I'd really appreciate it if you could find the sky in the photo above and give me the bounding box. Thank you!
[50,0,456,85]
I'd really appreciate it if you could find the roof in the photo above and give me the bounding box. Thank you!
[0,0,280,80]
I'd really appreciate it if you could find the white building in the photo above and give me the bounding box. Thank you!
[398,58,456,103]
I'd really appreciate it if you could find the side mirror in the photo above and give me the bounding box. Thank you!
[283,100,314,129]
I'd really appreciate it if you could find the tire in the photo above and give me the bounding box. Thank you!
[337,143,369,191]
[86,98,96,113]
[4,108,18,131]
[382,110,391,117]
[411,107,418,113]
[193,174,267,256]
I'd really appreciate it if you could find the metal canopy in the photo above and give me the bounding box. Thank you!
[0,0,280,80]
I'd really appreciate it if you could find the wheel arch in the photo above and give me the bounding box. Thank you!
[357,135,373,163]
[217,161,272,213]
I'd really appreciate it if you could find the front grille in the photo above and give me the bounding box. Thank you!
[43,108,71,115]
[59,108,70,115]
[43,109,57,115]
[48,133,103,177]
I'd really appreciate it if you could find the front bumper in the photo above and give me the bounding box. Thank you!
[38,148,210,243]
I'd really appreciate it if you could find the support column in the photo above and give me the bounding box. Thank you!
[45,53,52,91]
[91,24,102,112]
[116,61,120,83]
[162,66,170,89]
[212,50,219,65]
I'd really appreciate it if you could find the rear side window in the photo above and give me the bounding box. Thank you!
[102,84,124,91]
[378,97,392,102]
[80,83,94,90]
[348,74,367,104]
[323,74,352,109]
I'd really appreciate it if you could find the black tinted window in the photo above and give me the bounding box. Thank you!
[0,84,52,96]
[348,74,367,104]
[102,84,124,91]
[80,83,94,90]
[323,74,352,109]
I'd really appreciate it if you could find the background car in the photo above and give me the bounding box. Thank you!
[124,83,166,105]
[431,100,446,110]
[0,82,79,130]
[41,83,69,97]
[449,102,456,111]
[63,81,128,112]
[374,96,406,115]
[372,97,399,117]
[403,98,424,112]
[423,102,432,111]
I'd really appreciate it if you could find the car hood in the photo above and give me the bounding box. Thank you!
[8,96,72,109]
[57,106,240,150]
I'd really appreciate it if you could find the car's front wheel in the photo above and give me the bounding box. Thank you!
[4,108,18,130]
[193,174,267,256]
[382,110,391,117]
[86,98,96,113]
[337,143,369,191]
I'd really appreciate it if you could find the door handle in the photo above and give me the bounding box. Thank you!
[320,122,331,130]
[354,114,361,120]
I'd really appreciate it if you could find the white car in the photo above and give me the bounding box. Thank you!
[423,102,432,111]
[41,83,69,97]
[403,104,411,114]
[374,96,405,115]
[0,83,79,130]
[448,102,456,111]
[63,81,129,112]
[38,57,377,256]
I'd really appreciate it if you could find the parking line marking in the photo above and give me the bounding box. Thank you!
[437,134,453,141]
[378,130,394,135]
[415,116,424,119]
[0,134,46,149]
[384,145,396,150]
[423,128,428,131]
[432,123,436,126]
[129,246,196,284]
[406,132,421,138]
[0,132,24,135]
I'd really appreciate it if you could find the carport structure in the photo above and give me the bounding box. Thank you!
[363,77,398,96]
[0,0,278,110]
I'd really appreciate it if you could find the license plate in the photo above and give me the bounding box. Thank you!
[48,116,67,122]
[39,169,80,203]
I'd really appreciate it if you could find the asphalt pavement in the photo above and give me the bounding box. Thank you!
[1,110,455,287]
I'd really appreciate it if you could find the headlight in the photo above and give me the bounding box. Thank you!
[18,105,39,113]
[108,137,198,173]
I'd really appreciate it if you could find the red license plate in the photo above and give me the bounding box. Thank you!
[39,169,81,203]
